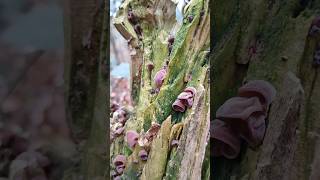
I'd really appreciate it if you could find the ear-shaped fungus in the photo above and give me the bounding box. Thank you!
[215,96,266,148]
[126,130,139,149]
[113,155,126,175]
[177,91,194,107]
[113,155,126,167]
[154,67,167,88]
[172,99,186,112]
[138,149,148,161]
[237,80,276,108]
[216,96,264,121]
[211,119,241,159]
[172,87,197,112]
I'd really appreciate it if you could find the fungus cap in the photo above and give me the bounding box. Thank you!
[126,130,139,149]
[138,149,148,161]
[184,87,196,95]
[211,119,241,159]
[238,80,276,107]
[216,96,264,121]
[172,99,186,112]
[154,68,167,88]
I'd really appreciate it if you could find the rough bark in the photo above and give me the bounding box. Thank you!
[63,0,108,179]
[110,0,210,179]
[212,0,320,179]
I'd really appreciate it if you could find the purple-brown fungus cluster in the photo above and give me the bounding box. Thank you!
[172,87,197,112]
[211,80,276,159]
[110,107,129,142]
[128,9,142,36]
[112,123,160,179]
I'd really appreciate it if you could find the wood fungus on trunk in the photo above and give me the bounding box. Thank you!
[211,119,241,159]
[113,155,126,176]
[212,80,276,158]
[154,66,167,89]
[138,149,148,161]
[172,87,197,112]
[128,11,137,25]
[126,130,139,149]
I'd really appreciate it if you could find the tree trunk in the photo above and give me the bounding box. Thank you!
[111,0,210,179]
[212,0,320,179]
[63,0,108,179]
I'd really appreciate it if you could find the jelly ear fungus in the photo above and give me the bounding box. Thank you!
[211,80,276,159]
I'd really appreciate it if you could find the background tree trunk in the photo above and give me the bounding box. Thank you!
[110,0,210,179]
[212,0,320,179]
[63,0,108,179]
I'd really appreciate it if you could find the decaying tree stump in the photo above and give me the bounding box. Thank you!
[110,0,210,179]
[212,0,320,179]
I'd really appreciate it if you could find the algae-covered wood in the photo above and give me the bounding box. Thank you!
[111,0,210,179]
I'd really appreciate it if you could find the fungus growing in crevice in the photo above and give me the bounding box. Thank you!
[138,149,148,161]
[211,119,241,159]
[154,66,167,89]
[171,140,179,148]
[172,87,197,112]
[126,130,139,149]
